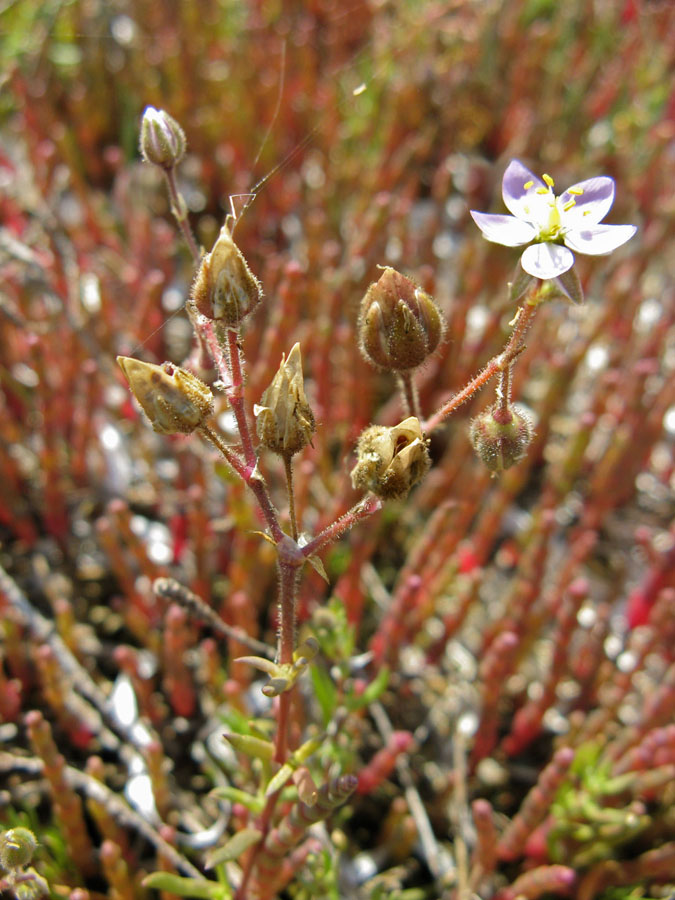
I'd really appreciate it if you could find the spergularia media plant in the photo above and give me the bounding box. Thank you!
[117,112,638,899]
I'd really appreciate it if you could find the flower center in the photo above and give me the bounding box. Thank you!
[522,174,585,243]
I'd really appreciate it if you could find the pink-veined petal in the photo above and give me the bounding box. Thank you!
[520,242,575,279]
[564,224,637,256]
[470,211,537,247]
[559,177,615,228]
[501,159,546,221]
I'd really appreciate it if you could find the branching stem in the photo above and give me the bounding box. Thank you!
[422,296,539,433]
[163,167,201,263]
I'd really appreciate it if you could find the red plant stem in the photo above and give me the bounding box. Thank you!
[199,426,284,543]
[301,494,382,559]
[225,326,258,468]
[423,298,538,433]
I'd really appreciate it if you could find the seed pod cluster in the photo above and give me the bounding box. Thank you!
[255,343,315,458]
[358,267,445,371]
[117,357,214,435]
[190,225,263,327]
[469,403,533,473]
[351,416,430,500]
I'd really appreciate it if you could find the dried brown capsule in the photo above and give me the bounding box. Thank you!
[139,106,186,170]
[350,416,430,500]
[469,403,533,473]
[190,224,263,326]
[358,267,444,371]
[255,343,315,457]
[117,357,214,435]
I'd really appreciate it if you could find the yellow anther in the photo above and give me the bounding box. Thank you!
[523,180,534,190]
[563,199,577,211]
[568,187,584,196]
[542,173,555,188]
[535,187,549,194]
[582,209,591,216]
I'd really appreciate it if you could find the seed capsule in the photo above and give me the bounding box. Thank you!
[469,403,533,473]
[255,343,315,457]
[139,106,186,170]
[190,225,263,326]
[117,357,214,435]
[358,267,444,371]
[350,416,430,500]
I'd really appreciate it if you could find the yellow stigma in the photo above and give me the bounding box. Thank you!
[568,187,584,196]
[543,173,555,188]
[563,199,576,211]
[523,180,534,189]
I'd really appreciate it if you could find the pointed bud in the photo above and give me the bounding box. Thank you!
[117,357,214,435]
[469,403,533,473]
[350,416,430,500]
[190,224,263,326]
[358,267,444,371]
[139,107,186,170]
[0,827,38,870]
[255,343,315,457]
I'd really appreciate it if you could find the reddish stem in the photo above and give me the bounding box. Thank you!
[423,298,539,433]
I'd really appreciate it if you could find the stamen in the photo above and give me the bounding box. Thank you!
[568,187,584,196]
[542,173,555,188]
[563,199,576,211]
[535,187,549,194]
[523,180,534,189]
[582,209,591,216]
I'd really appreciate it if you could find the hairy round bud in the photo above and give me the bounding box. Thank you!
[469,403,533,473]
[117,357,214,435]
[0,827,38,870]
[139,106,186,170]
[358,267,444,371]
[255,343,315,457]
[351,416,430,500]
[190,225,263,326]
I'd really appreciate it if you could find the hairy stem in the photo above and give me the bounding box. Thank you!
[301,495,382,559]
[198,425,283,542]
[422,297,539,433]
[283,455,299,541]
[398,371,421,419]
[163,167,200,263]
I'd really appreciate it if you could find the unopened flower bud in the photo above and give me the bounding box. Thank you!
[255,343,315,457]
[351,416,430,500]
[358,267,444,371]
[190,225,263,326]
[117,357,214,435]
[139,106,186,170]
[15,870,49,900]
[469,403,533,473]
[0,827,38,869]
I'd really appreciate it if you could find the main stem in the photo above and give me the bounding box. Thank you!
[399,371,421,419]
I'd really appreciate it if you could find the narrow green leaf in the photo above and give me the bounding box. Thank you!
[142,873,228,899]
[223,733,275,760]
[310,663,338,725]
[265,763,294,797]
[348,666,390,710]
[204,828,262,869]
[209,786,265,815]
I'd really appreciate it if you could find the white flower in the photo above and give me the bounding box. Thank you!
[470,159,636,282]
